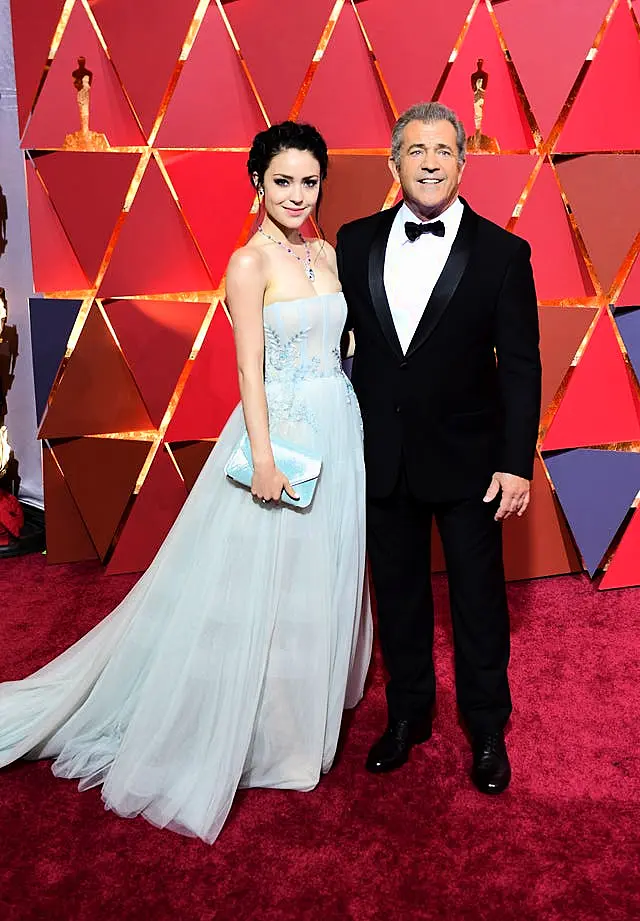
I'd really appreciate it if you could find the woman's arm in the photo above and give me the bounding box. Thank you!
[226,248,298,502]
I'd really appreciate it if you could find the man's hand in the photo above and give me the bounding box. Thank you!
[483,472,530,521]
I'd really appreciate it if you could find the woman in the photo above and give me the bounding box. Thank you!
[0,122,371,844]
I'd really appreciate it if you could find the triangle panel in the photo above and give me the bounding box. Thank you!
[42,444,98,564]
[503,455,581,580]
[321,155,393,245]
[542,311,640,451]
[599,506,640,589]
[556,2,640,152]
[616,251,640,308]
[170,440,216,493]
[52,436,151,559]
[615,306,640,384]
[103,298,209,428]
[493,0,613,140]
[22,0,145,149]
[9,0,67,136]
[35,152,140,284]
[224,0,335,123]
[297,3,394,149]
[29,297,84,424]
[555,155,640,295]
[438,2,534,152]
[544,448,640,575]
[88,0,201,137]
[538,306,598,417]
[461,155,535,228]
[98,157,213,297]
[357,0,473,113]
[40,303,155,438]
[165,304,240,441]
[514,163,596,301]
[107,445,188,575]
[161,152,255,287]
[155,2,267,148]
[26,160,89,292]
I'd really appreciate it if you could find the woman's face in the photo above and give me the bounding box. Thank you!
[259,148,322,230]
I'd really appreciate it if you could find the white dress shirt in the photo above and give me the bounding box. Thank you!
[383,197,464,354]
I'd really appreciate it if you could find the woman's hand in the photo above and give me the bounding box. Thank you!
[251,462,299,504]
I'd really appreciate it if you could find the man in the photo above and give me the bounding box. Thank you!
[336,102,541,794]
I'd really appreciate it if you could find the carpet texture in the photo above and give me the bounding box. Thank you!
[1,555,638,921]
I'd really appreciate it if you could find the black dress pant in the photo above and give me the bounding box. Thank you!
[367,463,512,737]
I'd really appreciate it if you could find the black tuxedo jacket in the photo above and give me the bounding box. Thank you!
[336,199,542,502]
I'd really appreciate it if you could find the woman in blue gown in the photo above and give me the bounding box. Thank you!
[0,122,371,844]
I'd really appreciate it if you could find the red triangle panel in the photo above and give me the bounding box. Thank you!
[539,306,598,416]
[165,304,240,441]
[22,1,144,149]
[297,3,393,149]
[26,160,89,292]
[161,152,255,287]
[556,3,640,152]
[155,2,267,148]
[107,446,188,575]
[493,0,613,140]
[42,444,98,564]
[53,437,151,559]
[9,0,66,136]
[88,0,200,137]
[36,152,140,284]
[542,311,640,451]
[98,157,213,297]
[103,298,209,428]
[514,163,596,301]
[438,2,534,151]
[170,441,216,493]
[617,250,640,308]
[40,304,154,438]
[321,155,393,245]
[461,155,535,228]
[600,507,640,589]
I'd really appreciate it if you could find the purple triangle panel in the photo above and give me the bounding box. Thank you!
[544,448,640,575]
[615,307,640,383]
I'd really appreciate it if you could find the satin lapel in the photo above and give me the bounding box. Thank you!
[367,201,404,362]
[405,201,478,359]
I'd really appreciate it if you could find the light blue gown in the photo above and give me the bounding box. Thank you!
[0,293,372,843]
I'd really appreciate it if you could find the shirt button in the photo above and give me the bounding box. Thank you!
[395,405,402,413]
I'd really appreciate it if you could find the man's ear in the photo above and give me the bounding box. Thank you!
[388,156,399,183]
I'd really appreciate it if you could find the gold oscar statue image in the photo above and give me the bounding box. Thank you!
[64,56,109,151]
[466,58,500,154]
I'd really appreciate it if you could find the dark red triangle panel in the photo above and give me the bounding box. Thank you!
[538,306,598,416]
[22,0,144,149]
[107,446,188,575]
[617,251,640,308]
[161,152,256,287]
[9,0,66,136]
[321,155,393,245]
[42,444,98,564]
[103,298,209,428]
[297,3,394,148]
[224,0,335,123]
[461,155,534,228]
[35,152,140,284]
[52,437,151,559]
[155,2,267,148]
[170,441,216,493]
[357,0,473,113]
[556,3,640,152]
[98,157,213,297]
[88,0,200,137]
[40,304,154,438]
[165,304,239,441]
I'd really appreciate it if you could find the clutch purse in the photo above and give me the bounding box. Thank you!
[224,432,322,509]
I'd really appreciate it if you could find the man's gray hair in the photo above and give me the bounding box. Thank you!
[391,102,466,165]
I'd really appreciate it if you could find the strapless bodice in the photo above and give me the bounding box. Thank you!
[263,293,346,385]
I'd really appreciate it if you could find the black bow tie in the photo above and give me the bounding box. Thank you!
[404,220,445,242]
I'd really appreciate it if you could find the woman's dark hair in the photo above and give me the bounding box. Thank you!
[247,121,329,216]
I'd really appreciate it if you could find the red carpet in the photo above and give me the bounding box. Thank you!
[1,555,638,921]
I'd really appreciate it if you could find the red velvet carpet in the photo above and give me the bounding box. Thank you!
[1,555,638,921]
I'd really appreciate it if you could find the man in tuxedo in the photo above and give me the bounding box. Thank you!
[336,102,541,793]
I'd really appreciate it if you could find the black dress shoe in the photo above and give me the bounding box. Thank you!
[471,730,511,794]
[365,718,432,773]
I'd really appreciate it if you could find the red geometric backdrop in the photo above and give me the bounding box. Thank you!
[11,0,640,586]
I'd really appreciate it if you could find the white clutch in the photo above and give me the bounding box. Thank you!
[224,433,322,509]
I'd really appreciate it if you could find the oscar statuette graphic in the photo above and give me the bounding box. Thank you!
[64,56,109,151]
[466,58,500,153]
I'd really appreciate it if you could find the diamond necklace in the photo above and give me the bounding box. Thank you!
[258,225,315,282]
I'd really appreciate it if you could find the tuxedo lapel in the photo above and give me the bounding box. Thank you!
[405,200,478,359]
[367,202,405,362]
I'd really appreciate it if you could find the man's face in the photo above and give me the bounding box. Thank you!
[389,119,465,220]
